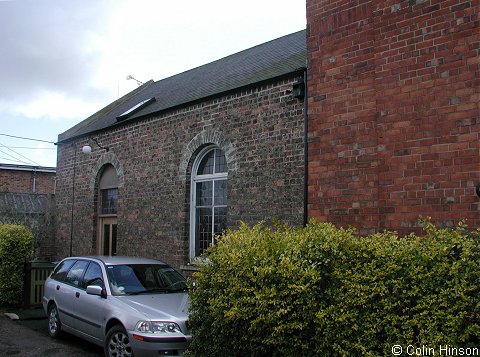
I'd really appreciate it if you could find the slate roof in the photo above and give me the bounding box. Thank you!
[58,29,306,142]
[0,192,52,215]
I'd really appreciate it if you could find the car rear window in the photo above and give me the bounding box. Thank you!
[50,259,76,282]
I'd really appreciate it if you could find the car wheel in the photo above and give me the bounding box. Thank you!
[104,325,134,357]
[47,303,62,338]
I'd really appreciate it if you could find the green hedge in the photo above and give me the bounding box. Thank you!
[0,224,33,306]
[188,220,480,356]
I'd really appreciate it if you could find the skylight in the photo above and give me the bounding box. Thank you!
[117,97,156,121]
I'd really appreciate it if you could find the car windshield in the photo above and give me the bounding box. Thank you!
[106,264,188,296]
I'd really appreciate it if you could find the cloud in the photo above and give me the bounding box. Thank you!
[0,0,113,118]
[0,0,305,124]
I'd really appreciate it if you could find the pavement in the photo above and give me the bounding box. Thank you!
[0,306,103,356]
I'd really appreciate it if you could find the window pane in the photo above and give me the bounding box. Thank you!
[196,181,212,206]
[51,259,76,282]
[103,224,110,256]
[65,260,89,287]
[196,207,213,256]
[214,207,227,235]
[101,188,118,214]
[215,149,227,173]
[83,262,104,288]
[197,150,214,175]
[214,180,227,205]
[112,224,117,256]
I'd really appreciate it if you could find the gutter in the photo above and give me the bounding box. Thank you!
[0,164,56,173]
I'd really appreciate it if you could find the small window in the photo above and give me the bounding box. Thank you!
[83,262,104,288]
[101,188,118,215]
[65,260,89,288]
[50,259,76,282]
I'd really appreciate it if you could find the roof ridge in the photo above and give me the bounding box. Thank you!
[153,30,306,84]
[57,29,306,142]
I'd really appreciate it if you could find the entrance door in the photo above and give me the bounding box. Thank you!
[100,218,117,256]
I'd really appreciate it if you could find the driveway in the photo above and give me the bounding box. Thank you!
[0,308,103,356]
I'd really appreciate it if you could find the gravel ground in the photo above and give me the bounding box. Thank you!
[0,307,103,357]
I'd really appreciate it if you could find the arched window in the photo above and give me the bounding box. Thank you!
[190,146,228,258]
[98,164,118,256]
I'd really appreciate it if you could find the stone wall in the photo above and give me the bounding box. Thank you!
[55,74,305,270]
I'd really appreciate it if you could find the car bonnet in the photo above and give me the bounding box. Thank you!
[117,292,189,321]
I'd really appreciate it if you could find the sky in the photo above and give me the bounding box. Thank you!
[0,0,306,168]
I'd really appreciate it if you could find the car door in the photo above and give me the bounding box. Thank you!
[72,261,107,341]
[48,259,77,329]
[62,260,90,330]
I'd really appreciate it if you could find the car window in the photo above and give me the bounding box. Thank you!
[50,259,76,282]
[64,260,89,288]
[106,264,187,295]
[83,262,104,289]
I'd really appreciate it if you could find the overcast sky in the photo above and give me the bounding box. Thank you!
[0,0,305,167]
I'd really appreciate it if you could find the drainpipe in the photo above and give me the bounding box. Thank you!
[303,69,308,227]
[32,167,37,193]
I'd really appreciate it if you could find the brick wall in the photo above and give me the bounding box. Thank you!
[0,169,56,194]
[307,0,479,233]
[55,75,305,270]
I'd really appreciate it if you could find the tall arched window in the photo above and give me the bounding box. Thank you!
[98,164,118,256]
[190,146,228,258]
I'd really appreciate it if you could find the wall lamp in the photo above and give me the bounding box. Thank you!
[82,138,109,154]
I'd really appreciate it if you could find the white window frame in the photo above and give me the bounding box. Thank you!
[189,145,228,259]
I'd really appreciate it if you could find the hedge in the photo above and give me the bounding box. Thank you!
[187,220,480,356]
[0,224,33,305]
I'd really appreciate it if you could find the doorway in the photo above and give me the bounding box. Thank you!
[100,217,117,256]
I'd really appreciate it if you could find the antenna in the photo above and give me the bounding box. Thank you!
[126,75,144,86]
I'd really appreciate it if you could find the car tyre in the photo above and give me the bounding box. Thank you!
[104,325,134,357]
[47,303,62,338]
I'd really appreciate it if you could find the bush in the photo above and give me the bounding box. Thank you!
[188,220,480,356]
[0,224,33,306]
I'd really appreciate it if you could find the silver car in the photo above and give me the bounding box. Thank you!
[42,256,191,357]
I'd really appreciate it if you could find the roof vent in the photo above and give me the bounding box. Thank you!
[117,97,156,121]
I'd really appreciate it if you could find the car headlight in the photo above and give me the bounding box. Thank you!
[135,321,182,334]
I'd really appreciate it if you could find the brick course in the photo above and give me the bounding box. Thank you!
[307,0,479,233]
[55,75,305,270]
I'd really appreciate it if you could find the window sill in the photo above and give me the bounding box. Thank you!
[180,264,200,272]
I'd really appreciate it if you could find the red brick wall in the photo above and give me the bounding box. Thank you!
[0,169,56,194]
[307,0,479,233]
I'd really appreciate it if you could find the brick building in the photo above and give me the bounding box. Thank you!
[0,164,56,259]
[306,0,479,234]
[55,31,306,271]
[55,0,479,268]
[0,164,56,194]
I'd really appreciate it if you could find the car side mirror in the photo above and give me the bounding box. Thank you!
[86,285,107,298]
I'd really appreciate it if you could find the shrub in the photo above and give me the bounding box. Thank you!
[0,224,33,306]
[187,220,480,356]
